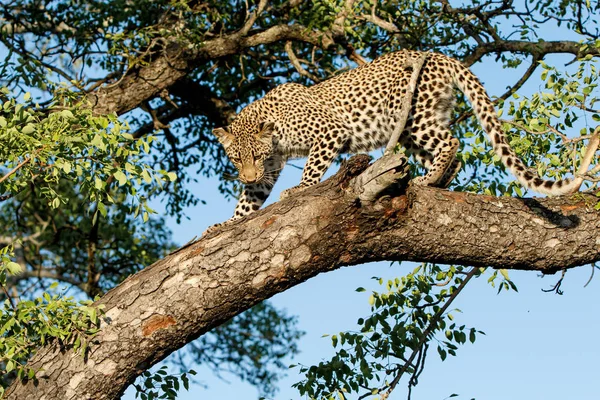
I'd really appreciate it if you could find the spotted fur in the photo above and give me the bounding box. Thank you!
[212,50,579,223]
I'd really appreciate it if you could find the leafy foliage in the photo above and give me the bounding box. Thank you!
[0,245,103,398]
[133,366,197,400]
[293,265,484,399]
[293,264,523,399]
[0,87,174,223]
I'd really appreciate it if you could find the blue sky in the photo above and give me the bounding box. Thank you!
[122,52,600,400]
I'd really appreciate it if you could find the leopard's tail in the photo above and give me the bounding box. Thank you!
[449,60,582,195]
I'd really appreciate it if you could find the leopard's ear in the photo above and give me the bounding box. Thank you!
[257,121,276,144]
[212,126,234,148]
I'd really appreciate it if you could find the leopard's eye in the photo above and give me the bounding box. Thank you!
[230,157,241,164]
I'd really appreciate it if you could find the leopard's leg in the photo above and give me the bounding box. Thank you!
[204,155,285,234]
[406,113,460,188]
[411,133,459,187]
[410,142,461,188]
[436,158,462,189]
[280,135,343,200]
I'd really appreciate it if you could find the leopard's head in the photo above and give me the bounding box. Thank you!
[212,120,276,184]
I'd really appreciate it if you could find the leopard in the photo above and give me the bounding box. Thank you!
[210,50,581,228]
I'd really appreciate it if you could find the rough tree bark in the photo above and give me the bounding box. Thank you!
[6,155,600,400]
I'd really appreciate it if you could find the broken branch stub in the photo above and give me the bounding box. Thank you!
[351,153,410,203]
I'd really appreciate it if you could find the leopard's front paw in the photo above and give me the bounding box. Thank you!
[280,185,306,200]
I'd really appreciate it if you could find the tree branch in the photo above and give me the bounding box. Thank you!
[87,23,335,116]
[7,155,600,399]
[463,39,599,67]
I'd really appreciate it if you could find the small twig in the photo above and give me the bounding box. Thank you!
[407,344,428,400]
[571,129,600,191]
[85,71,120,92]
[140,101,170,130]
[285,161,304,170]
[576,104,600,114]
[500,119,556,138]
[583,264,597,288]
[360,3,400,33]
[284,41,321,83]
[159,89,179,109]
[347,47,367,65]
[434,276,453,286]
[239,0,267,35]
[1,283,17,310]
[541,269,566,295]
[0,155,32,184]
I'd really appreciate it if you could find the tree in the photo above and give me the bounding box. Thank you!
[1,0,599,399]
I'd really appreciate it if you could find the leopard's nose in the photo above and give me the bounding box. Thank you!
[240,167,257,183]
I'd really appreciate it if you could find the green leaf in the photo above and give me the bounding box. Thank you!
[91,134,105,149]
[438,346,447,361]
[113,170,127,186]
[59,109,74,119]
[97,202,107,217]
[21,124,35,134]
[141,169,152,184]
[5,261,22,275]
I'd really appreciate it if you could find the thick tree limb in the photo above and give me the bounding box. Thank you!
[87,24,334,116]
[6,155,600,400]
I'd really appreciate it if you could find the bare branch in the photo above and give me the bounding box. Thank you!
[360,3,400,33]
[384,52,428,155]
[463,40,599,67]
[284,41,321,83]
[88,23,336,116]
[239,0,268,35]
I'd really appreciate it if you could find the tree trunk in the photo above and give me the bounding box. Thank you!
[6,155,600,399]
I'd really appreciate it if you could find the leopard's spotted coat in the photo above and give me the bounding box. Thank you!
[212,50,578,223]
